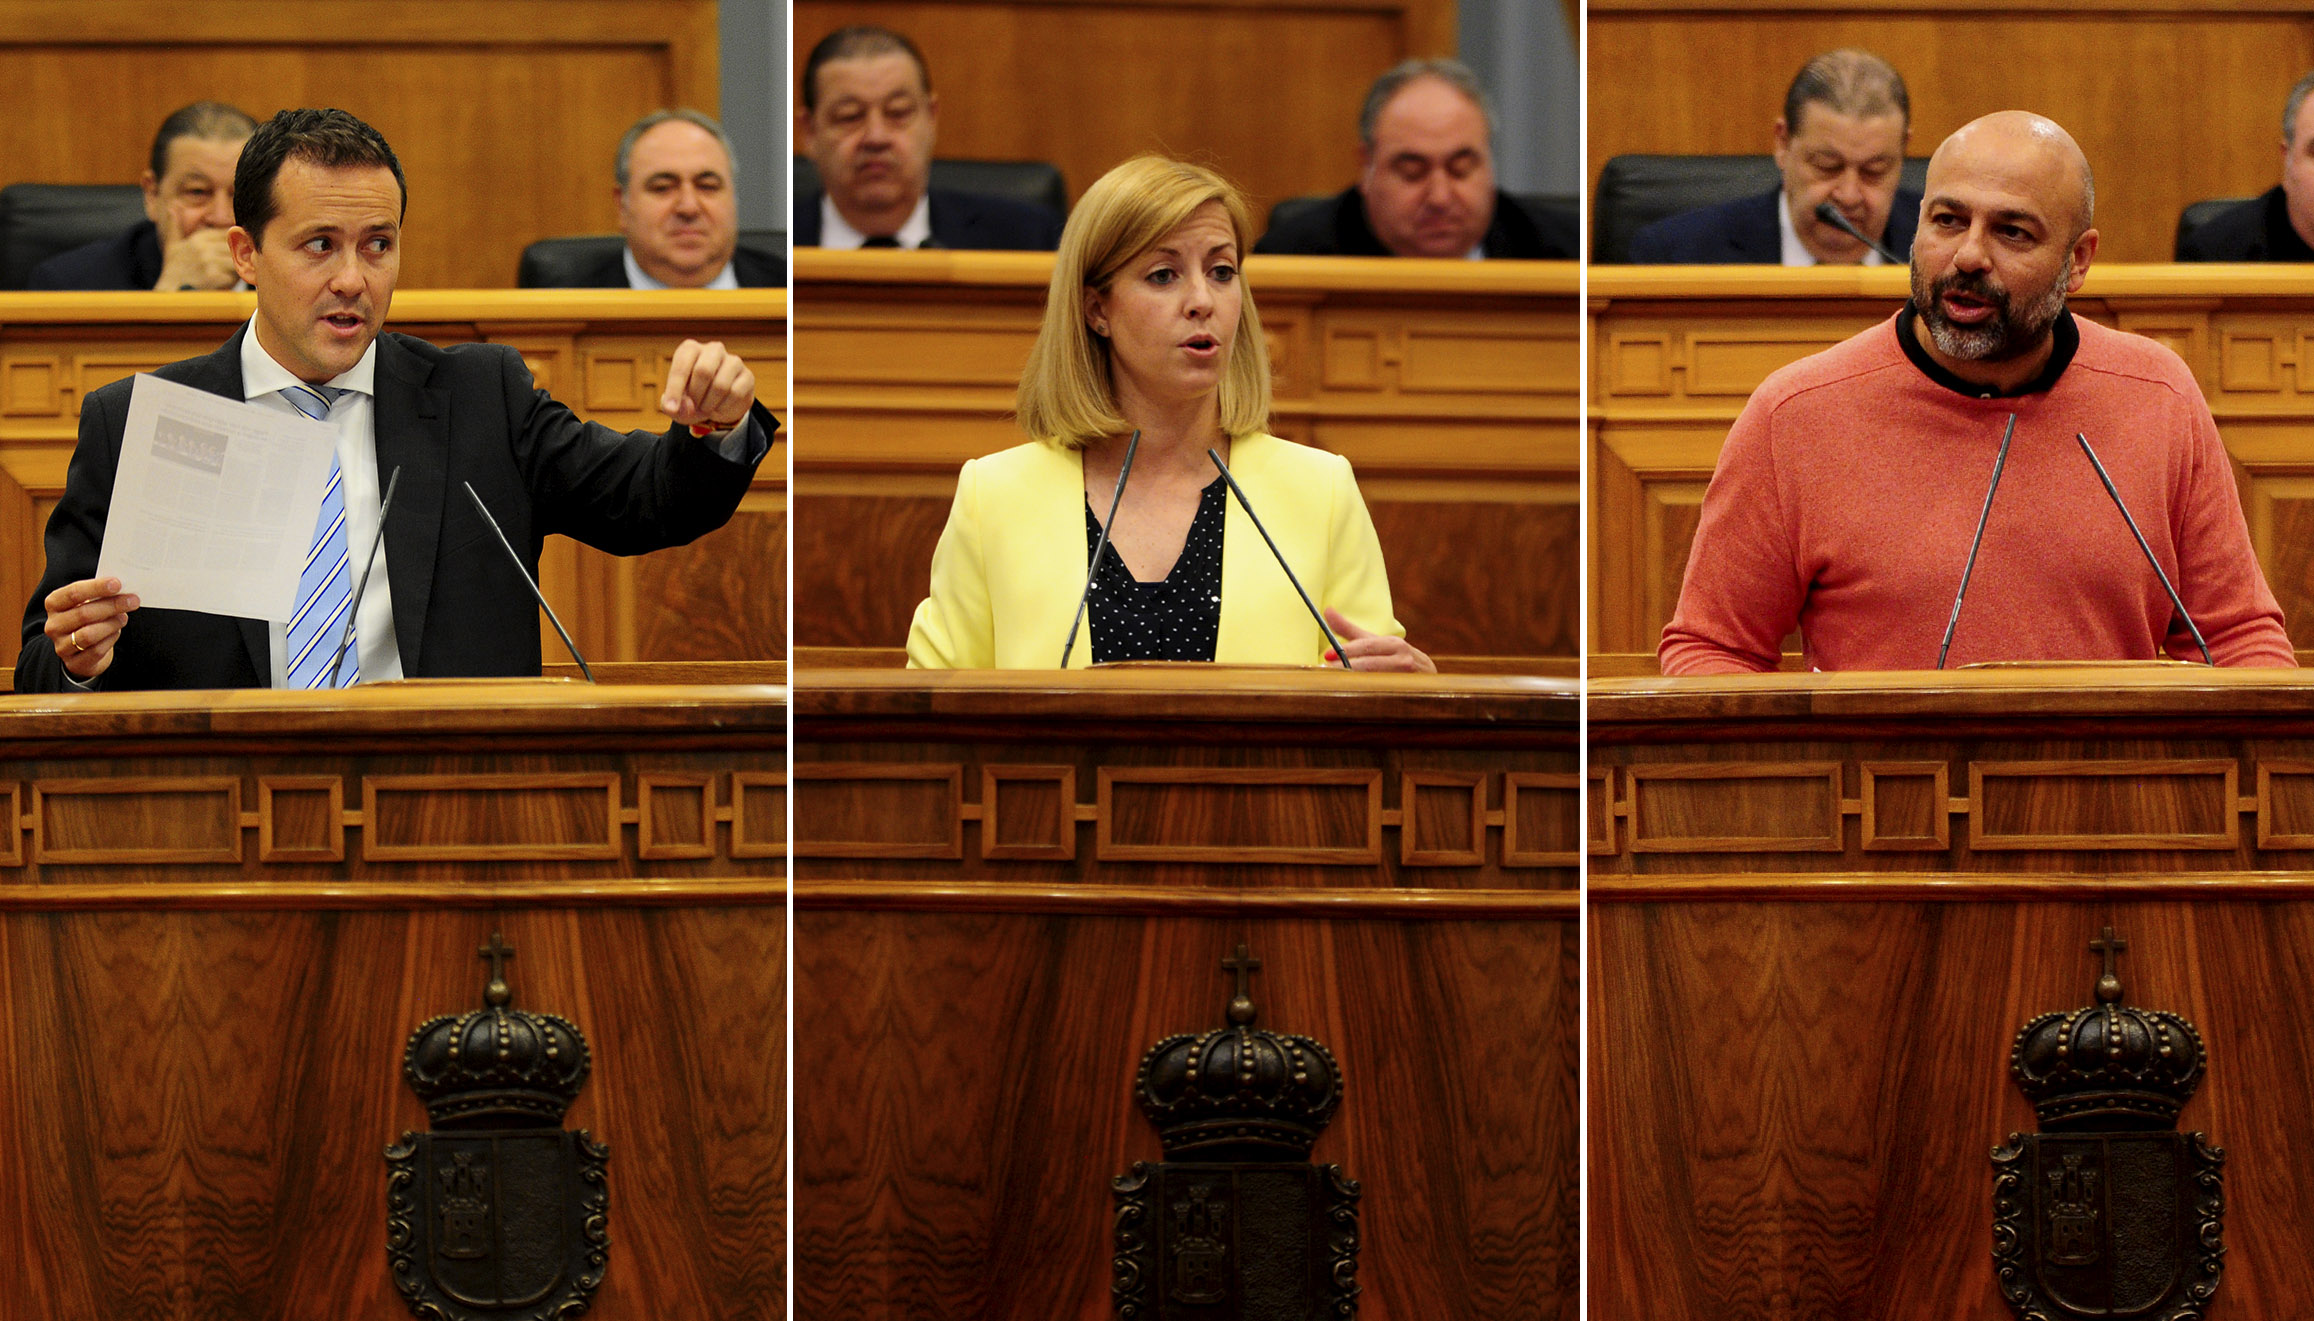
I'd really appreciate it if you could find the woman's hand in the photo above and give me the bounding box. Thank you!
[1322,608,1434,673]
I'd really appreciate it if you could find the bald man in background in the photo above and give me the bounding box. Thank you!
[1662,111,2291,673]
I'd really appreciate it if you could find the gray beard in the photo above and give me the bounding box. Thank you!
[1919,262,2071,362]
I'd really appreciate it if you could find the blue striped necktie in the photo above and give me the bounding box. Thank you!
[281,383,356,688]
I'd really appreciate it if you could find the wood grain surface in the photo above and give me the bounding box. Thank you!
[0,0,724,289]
[1587,3,2314,264]
[792,0,1456,227]
[796,669,1579,890]
[791,251,1578,663]
[0,903,783,1320]
[1590,267,2314,662]
[796,907,1574,1320]
[1592,896,2314,1320]
[0,291,785,675]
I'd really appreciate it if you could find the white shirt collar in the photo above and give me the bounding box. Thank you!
[1779,193,1885,268]
[820,192,933,249]
[622,246,739,290]
[238,313,378,400]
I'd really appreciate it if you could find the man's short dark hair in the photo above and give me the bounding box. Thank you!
[2286,71,2314,147]
[801,25,930,114]
[1358,58,1494,150]
[1783,49,1909,137]
[148,101,257,182]
[233,108,407,247]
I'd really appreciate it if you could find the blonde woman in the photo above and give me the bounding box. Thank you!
[906,155,1430,671]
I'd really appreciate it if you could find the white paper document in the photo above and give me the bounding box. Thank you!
[95,374,336,623]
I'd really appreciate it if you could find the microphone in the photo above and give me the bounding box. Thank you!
[460,481,596,682]
[2075,432,2214,665]
[323,464,401,687]
[1813,201,1904,264]
[1207,448,1350,669]
[1936,414,2017,670]
[1059,430,1139,669]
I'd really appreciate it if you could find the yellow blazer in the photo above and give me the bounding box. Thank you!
[906,433,1404,668]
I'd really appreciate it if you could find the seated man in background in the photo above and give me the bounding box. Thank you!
[547,109,780,288]
[1629,49,1918,266]
[31,100,255,291]
[1255,58,1574,259]
[794,24,1063,250]
[1660,112,2291,673]
[21,108,772,693]
[2177,71,2314,261]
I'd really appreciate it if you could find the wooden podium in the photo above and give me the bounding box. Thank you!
[793,669,1578,1319]
[1590,668,2314,1319]
[0,680,785,1318]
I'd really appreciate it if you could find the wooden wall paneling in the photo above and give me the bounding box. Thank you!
[0,291,784,679]
[794,900,1575,1320]
[1586,4,2314,264]
[794,253,1578,662]
[1589,268,2314,669]
[1590,890,2314,1321]
[0,1,723,289]
[0,902,783,1319]
[792,0,1456,227]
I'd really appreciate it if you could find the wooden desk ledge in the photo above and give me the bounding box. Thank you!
[0,287,786,323]
[793,246,1578,295]
[0,678,787,739]
[1589,665,2314,723]
[795,879,1576,918]
[793,666,1577,726]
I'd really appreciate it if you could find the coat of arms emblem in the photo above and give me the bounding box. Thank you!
[386,934,608,1319]
[1113,944,1361,1319]
[1992,927,2223,1320]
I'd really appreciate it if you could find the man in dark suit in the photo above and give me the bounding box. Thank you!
[1629,49,1918,266]
[29,101,256,291]
[1255,59,1574,260]
[793,25,1063,250]
[21,108,770,693]
[2178,71,2314,262]
[547,109,782,288]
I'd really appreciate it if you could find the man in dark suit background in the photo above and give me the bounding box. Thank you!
[30,101,255,291]
[546,109,782,288]
[2177,71,2314,262]
[22,108,771,693]
[793,25,1063,250]
[1255,59,1575,260]
[1629,49,1920,266]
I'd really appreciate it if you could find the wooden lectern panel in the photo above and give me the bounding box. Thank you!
[796,670,1578,1318]
[0,683,785,1319]
[793,251,1580,664]
[0,290,786,678]
[1590,268,2314,670]
[1590,671,2314,1319]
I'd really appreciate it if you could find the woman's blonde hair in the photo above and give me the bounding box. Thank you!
[1015,155,1271,448]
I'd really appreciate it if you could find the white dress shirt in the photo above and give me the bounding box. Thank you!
[622,246,739,290]
[820,193,933,249]
[1779,193,1887,267]
[238,316,406,687]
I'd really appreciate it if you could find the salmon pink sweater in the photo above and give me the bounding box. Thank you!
[1660,310,2294,673]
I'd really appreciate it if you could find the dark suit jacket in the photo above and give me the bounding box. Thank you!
[792,187,1063,250]
[27,219,165,290]
[1627,187,1923,264]
[2176,186,2314,262]
[1251,186,1577,259]
[557,244,785,288]
[16,327,771,692]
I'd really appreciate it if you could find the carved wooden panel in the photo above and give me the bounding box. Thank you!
[793,763,965,860]
[1628,763,1845,854]
[1097,767,1385,866]
[795,898,1575,1319]
[1968,759,2240,851]
[361,773,622,862]
[981,765,1077,862]
[732,770,788,861]
[258,775,345,864]
[1859,761,1950,853]
[637,772,716,861]
[34,776,243,865]
[1503,771,1582,869]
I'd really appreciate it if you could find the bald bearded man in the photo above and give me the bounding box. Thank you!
[1662,111,2292,673]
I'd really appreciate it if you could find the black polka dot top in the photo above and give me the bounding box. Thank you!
[1084,475,1226,663]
